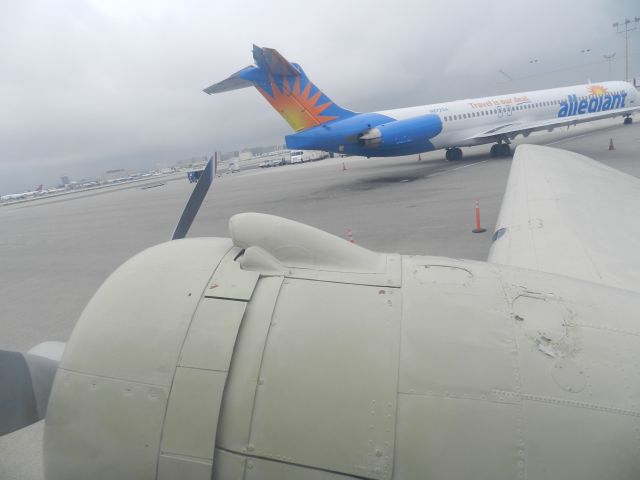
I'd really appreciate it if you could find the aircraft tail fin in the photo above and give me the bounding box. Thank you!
[204,45,356,132]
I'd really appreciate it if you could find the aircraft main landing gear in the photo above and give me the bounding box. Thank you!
[624,116,633,125]
[445,147,463,161]
[490,143,512,158]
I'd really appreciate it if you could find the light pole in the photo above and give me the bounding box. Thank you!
[603,52,616,80]
[498,69,513,81]
[613,17,640,81]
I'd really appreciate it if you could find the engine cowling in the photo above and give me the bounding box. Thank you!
[360,114,442,151]
[42,213,640,480]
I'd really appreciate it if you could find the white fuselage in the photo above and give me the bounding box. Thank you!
[378,81,638,149]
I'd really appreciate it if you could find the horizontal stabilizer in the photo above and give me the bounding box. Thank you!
[203,67,254,94]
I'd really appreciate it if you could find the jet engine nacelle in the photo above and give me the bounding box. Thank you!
[41,213,640,480]
[358,114,442,152]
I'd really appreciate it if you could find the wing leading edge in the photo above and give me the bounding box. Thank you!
[489,144,640,292]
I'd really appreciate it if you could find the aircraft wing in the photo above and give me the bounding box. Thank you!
[488,144,640,292]
[468,105,640,141]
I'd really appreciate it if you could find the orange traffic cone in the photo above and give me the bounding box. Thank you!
[472,200,487,234]
[347,228,354,243]
[609,138,615,151]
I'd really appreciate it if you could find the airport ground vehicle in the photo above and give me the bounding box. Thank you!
[290,150,328,163]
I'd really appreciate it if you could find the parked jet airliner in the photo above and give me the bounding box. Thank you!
[205,45,639,161]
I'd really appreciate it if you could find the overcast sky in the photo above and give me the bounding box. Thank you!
[0,0,637,193]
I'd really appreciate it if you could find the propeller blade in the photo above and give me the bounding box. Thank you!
[171,154,215,240]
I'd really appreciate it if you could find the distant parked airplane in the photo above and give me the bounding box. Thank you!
[205,45,639,160]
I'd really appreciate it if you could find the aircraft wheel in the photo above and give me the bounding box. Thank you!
[490,144,500,158]
[624,117,633,125]
[499,144,512,157]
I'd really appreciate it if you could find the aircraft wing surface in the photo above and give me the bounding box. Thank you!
[489,144,640,292]
[468,105,640,141]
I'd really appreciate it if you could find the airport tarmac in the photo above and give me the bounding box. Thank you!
[1,117,639,479]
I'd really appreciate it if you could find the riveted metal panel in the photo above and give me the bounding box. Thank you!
[212,449,246,480]
[43,369,168,480]
[245,455,364,479]
[399,256,518,399]
[212,448,363,480]
[393,394,521,479]
[206,250,259,301]
[283,253,402,287]
[522,400,640,479]
[157,454,212,480]
[247,279,400,480]
[160,367,226,460]
[179,298,247,371]
[514,293,640,413]
[216,276,283,452]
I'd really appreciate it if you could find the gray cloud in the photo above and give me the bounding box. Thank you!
[0,0,636,193]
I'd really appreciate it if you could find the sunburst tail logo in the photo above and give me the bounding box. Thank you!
[239,46,356,132]
[256,73,338,131]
